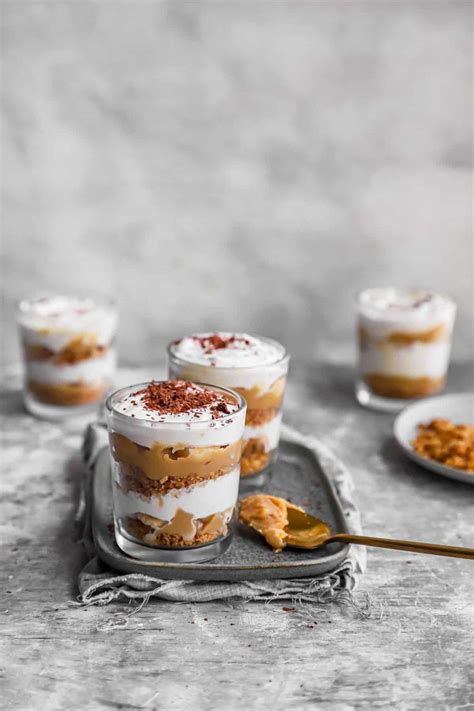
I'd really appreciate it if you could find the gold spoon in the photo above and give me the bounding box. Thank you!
[285,508,474,559]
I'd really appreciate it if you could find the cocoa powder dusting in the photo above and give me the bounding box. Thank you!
[136,380,234,419]
[191,334,251,354]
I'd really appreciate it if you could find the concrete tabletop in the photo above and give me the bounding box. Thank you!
[2,362,473,710]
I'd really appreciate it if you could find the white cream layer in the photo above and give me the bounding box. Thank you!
[19,295,117,350]
[358,288,455,321]
[173,333,284,367]
[109,415,245,448]
[113,465,240,521]
[108,383,246,448]
[169,333,289,390]
[26,349,116,385]
[360,342,452,378]
[358,288,456,340]
[244,411,282,452]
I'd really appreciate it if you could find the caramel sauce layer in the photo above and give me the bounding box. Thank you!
[358,326,371,350]
[28,379,108,406]
[241,437,271,477]
[24,344,55,361]
[54,335,107,364]
[245,407,277,427]
[358,323,447,349]
[123,506,232,547]
[118,462,232,496]
[111,433,242,482]
[386,323,447,345]
[234,377,285,410]
[364,373,444,399]
[24,334,108,364]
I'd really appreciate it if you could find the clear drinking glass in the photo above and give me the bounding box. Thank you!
[17,293,118,420]
[355,288,457,412]
[168,336,289,487]
[106,381,246,563]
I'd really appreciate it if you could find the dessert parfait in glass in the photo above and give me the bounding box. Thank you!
[17,294,117,419]
[168,333,289,485]
[356,288,456,411]
[107,380,246,562]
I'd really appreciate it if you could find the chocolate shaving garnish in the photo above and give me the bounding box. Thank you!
[411,295,433,308]
[134,381,235,419]
[191,334,252,354]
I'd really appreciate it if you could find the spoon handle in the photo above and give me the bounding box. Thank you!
[329,534,474,559]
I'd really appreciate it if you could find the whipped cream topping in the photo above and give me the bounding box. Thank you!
[18,294,117,351]
[358,288,455,322]
[20,295,115,331]
[112,381,241,424]
[171,333,285,368]
[18,294,117,332]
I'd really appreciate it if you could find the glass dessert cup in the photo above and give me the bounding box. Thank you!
[167,335,290,488]
[17,293,118,421]
[106,381,246,563]
[355,288,456,413]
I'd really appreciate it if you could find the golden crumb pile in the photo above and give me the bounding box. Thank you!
[412,419,474,472]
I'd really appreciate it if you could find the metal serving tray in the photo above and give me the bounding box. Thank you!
[91,439,350,581]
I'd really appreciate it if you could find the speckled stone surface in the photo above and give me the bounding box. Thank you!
[2,362,473,710]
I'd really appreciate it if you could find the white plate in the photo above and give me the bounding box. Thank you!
[394,393,474,485]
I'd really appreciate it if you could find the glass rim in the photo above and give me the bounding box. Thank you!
[105,380,247,428]
[354,286,457,311]
[167,334,290,371]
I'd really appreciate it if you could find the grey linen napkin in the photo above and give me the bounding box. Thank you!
[74,422,366,617]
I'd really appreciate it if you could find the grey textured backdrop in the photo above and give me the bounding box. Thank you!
[2,0,473,366]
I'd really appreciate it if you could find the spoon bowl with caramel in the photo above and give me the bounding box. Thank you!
[239,495,474,559]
